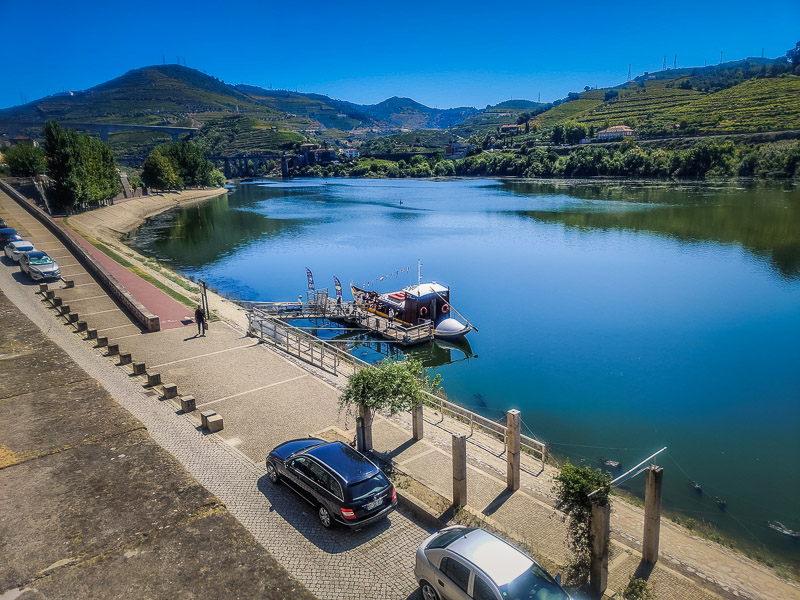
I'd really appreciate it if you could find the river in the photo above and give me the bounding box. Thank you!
[130,177,800,565]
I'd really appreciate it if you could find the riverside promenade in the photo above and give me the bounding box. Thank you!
[1,186,798,600]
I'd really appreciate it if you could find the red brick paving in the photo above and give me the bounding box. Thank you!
[63,227,193,330]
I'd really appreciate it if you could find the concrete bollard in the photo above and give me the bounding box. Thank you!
[87,329,98,339]
[38,283,48,293]
[412,404,424,440]
[45,290,54,299]
[97,336,108,347]
[60,304,71,315]
[132,362,146,375]
[107,343,119,356]
[590,499,610,598]
[206,414,224,433]
[53,297,62,307]
[643,465,664,565]
[506,409,521,491]
[200,410,217,429]
[147,372,161,387]
[180,396,196,413]
[452,434,467,508]
[119,352,132,365]
[76,321,88,332]
[64,280,74,289]
[162,383,178,399]
[68,313,79,323]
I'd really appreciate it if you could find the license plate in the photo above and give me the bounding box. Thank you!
[364,497,383,511]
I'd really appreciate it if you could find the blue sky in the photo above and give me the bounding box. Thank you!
[2,0,798,109]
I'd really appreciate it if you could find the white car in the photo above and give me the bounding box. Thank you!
[4,240,36,262]
[19,251,61,281]
[414,526,571,600]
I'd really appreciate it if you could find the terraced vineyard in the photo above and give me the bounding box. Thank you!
[663,76,800,132]
[533,97,603,127]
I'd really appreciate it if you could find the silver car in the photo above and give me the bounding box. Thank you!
[19,251,61,281]
[4,240,36,262]
[414,526,571,600]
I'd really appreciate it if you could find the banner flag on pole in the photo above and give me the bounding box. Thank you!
[333,276,343,302]
[305,267,315,291]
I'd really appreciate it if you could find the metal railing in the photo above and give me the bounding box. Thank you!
[247,306,368,377]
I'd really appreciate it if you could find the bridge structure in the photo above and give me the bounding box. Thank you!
[67,122,199,143]
[207,153,302,179]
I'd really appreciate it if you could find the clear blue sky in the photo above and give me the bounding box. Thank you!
[2,0,798,109]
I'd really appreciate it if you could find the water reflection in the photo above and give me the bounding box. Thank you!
[504,180,800,279]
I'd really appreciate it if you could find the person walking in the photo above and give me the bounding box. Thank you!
[195,305,206,337]
[388,307,395,328]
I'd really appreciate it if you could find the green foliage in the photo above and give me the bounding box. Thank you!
[623,577,654,600]
[552,462,611,570]
[141,141,221,189]
[338,359,435,418]
[141,151,180,190]
[2,143,46,176]
[43,121,121,207]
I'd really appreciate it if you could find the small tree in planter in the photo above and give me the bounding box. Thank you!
[552,461,612,582]
[339,359,439,451]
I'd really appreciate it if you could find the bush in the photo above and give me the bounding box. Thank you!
[2,143,46,176]
[624,577,654,600]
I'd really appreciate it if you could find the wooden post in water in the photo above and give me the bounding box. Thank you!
[506,409,521,491]
[643,465,664,564]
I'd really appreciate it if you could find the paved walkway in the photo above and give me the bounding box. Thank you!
[63,226,194,330]
[1,188,798,600]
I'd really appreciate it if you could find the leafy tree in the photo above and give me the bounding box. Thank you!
[553,462,611,577]
[551,123,566,145]
[43,121,121,207]
[564,121,588,145]
[604,89,619,102]
[3,143,46,176]
[142,152,180,190]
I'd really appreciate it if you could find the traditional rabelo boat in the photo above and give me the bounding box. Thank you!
[349,281,473,340]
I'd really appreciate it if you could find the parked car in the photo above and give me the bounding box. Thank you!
[4,240,36,262]
[0,218,7,228]
[414,526,571,600]
[266,437,397,529]
[0,228,22,249]
[19,251,61,281]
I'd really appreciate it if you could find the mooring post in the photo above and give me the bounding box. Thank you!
[643,465,664,564]
[506,409,521,491]
[590,498,610,598]
[412,403,424,440]
[452,433,467,508]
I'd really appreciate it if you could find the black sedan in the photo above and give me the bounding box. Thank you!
[266,438,397,529]
[0,228,22,249]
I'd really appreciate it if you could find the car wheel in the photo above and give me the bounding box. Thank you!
[266,462,280,484]
[419,580,440,600]
[317,505,333,529]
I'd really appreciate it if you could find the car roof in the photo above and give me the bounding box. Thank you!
[446,529,532,586]
[304,441,380,484]
[0,228,18,234]
[11,241,34,247]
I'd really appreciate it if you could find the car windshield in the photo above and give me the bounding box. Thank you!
[428,527,476,549]
[28,253,52,265]
[15,244,34,251]
[498,563,568,600]
[347,471,390,501]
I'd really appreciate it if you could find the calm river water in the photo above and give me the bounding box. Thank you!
[131,178,800,563]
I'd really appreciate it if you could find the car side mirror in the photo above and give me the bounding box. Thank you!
[555,574,562,586]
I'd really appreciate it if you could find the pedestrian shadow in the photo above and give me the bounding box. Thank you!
[256,474,391,554]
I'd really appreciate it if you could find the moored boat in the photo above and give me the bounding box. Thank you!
[350,280,473,340]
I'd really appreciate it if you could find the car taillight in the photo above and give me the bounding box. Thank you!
[340,507,356,519]
[392,487,397,502]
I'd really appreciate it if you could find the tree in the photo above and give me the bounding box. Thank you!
[142,152,180,190]
[551,123,566,145]
[43,120,120,208]
[553,462,611,578]
[604,89,619,102]
[564,121,588,145]
[339,359,440,451]
[786,40,800,67]
[2,144,46,176]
